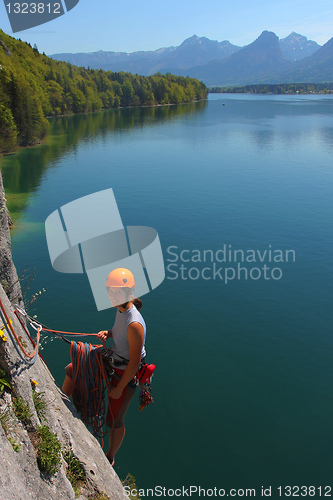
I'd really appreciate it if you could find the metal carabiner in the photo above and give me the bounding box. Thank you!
[30,320,42,332]
[15,305,27,317]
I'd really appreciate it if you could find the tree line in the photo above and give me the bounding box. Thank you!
[0,30,207,152]
[209,83,333,95]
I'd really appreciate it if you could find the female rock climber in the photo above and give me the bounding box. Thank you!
[62,267,146,466]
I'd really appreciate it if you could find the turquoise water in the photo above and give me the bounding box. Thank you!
[1,94,333,495]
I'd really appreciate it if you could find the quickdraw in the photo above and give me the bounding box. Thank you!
[135,363,155,411]
[139,388,154,411]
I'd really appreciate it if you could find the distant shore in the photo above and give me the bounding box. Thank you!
[209,83,333,95]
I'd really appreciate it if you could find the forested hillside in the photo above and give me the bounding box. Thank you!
[0,30,207,152]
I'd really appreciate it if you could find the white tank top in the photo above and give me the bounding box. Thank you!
[111,304,146,367]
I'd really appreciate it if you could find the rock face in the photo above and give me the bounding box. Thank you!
[279,32,320,61]
[0,171,125,500]
[0,173,22,306]
[0,39,12,56]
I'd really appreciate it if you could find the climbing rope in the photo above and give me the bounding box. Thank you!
[0,299,100,366]
[14,304,100,344]
[0,298,40,365]
[70,341,113,438]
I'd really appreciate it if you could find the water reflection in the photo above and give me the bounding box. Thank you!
[0,100,207,221]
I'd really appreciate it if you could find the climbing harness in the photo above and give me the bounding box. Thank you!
[100,347,129,368]
[100,346,155,410]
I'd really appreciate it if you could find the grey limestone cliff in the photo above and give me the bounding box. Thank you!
[0,173,22,306]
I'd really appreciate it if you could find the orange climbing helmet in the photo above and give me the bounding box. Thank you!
[106,268,135,289]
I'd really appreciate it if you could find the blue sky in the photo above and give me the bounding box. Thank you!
[1,0,333,54]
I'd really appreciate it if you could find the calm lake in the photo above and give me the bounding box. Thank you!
[1,94,333,496]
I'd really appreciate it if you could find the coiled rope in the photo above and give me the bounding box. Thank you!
[71,341,114,438]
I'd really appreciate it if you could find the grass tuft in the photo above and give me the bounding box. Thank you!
[32,390,47,421]
[63,450,87,496]
[8,437,21,452]
[13,396,32,425]
[36,425,62,475]
[0,405,11,433]
[0,368,12,395]
[122,474,142,500]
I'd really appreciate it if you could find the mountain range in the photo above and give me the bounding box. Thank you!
[51,36,241,75]
[50,31,333,86]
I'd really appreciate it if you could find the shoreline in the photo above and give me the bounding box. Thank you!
[209,91,333,95]
[45,97,207,118]
[209,83,333,95]
[0,98,207,157]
